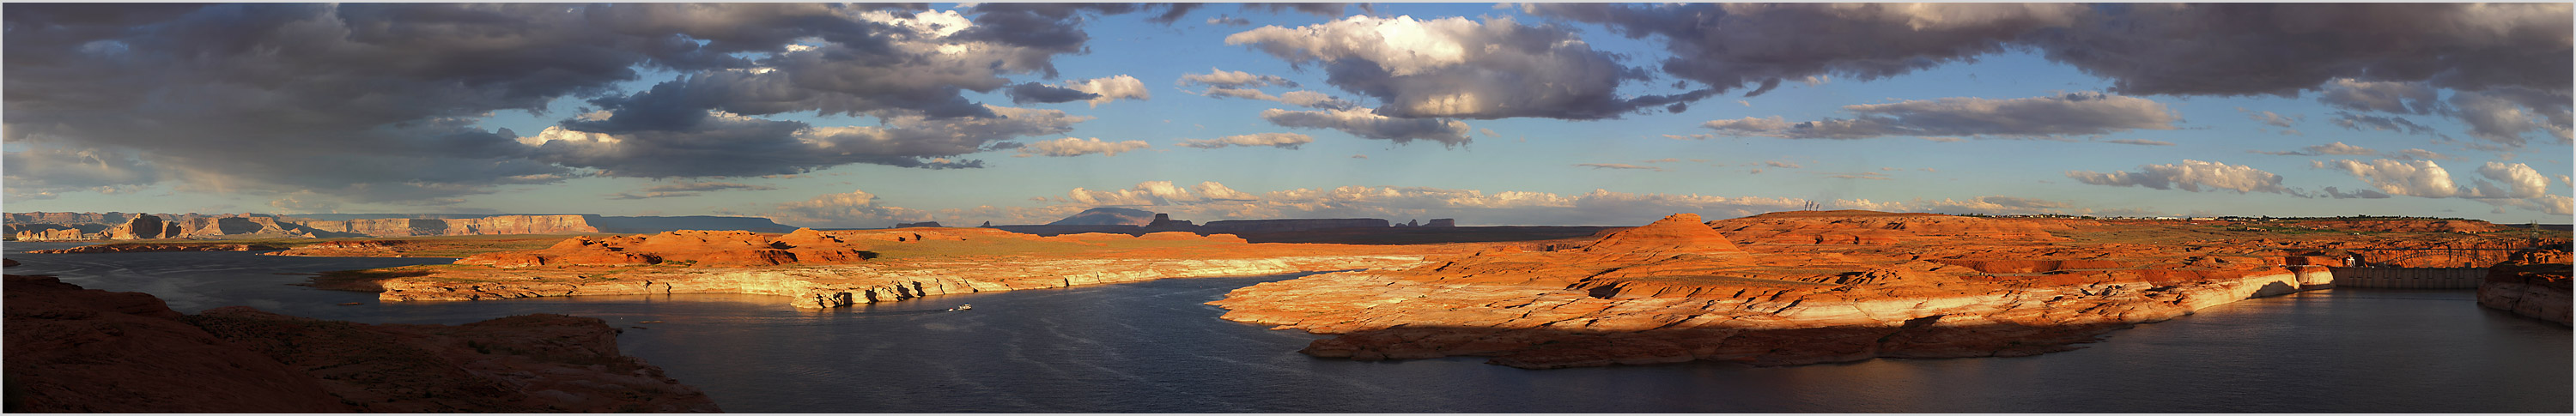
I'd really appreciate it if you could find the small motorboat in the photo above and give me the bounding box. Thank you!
[947,304,973,311]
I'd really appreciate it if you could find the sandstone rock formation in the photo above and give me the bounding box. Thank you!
[2479,259,2572,326]
[325,227,1453,310]
[4,274,719,413]
[1206,210,2426,369]
[295,214,601,237]
[27,244,279,254]
[458,229,872,268]
[104,214,168,240]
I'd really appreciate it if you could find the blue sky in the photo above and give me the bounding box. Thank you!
[6,3,2570,226]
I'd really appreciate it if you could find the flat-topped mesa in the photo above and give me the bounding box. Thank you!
[1580,214,1743,255]
[459,229,872,268]
[1713,210,2076,244]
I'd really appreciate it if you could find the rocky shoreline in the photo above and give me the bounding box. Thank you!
[2479,262,2573,325]
[1207,212,2362,369]
[363,255,1427,309]
[26,243,283,254]
[3,274,720,413]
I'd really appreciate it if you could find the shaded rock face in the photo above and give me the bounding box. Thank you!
[106,214,167,240]
[459,229,871,268]
[4,275,352,413]
[3,275,720,413]
[2479,261,2572,326]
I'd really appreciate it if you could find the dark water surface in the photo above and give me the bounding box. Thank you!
[6,244,2569,413]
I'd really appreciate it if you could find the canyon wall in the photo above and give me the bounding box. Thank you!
[9,214,612,240]
[2479,262,2572,325]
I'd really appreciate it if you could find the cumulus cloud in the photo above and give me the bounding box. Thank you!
[2105,139,2175,146]
[1062,75,1151,106]
[1261,107,1473,146]
[2318,159,2464,198]
[2067,160,2291,194]
[768,189,933,228]
[1176,133,1315,149]
[2252,142,2376,156]
[1533,3,2571,97]
[1225,15,1709,120]
[1018,137,1151,157]
[1005,82,1103,105]
[2314,159,2569,214]
[1,145,162,200]
[1207,15,1253,27]
[2477,162,2551,199]
[1701,93,2178,140]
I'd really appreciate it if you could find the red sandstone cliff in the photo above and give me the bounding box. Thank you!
[3,274,720,413]
[2479,260,2572,326]
[301,214,600,237]
[1208,211,2378,369]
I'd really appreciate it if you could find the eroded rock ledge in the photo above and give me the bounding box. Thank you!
[1209,212,2354,369]
[322,227,1449,309]
[2479,262,2573,326]
[3,274,720,413]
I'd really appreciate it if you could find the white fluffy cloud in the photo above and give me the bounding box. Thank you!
[1018,137,1151,157]
[2315,159,2569,214]
[2319,159,2464,198]
[1704,93,2178,140]
[769,189,933,228]
[2067,160,2290,194]
[1176,133,1315,149]
[1065,75,1151,107]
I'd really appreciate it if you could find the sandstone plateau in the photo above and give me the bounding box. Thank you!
[316,227,1461,309]
[1207,211,2559,369]
[3,274,719,413]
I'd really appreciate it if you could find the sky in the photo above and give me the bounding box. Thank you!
[4,3,2572,227]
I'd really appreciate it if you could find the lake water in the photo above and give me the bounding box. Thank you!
[6,243,2569,413]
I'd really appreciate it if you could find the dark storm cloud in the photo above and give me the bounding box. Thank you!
[1531,3,2572,97]
[1225,15,1708,120]
[1005,82,1104,105]
[3,3,1145,204]
[1261,108,1472,146]
[1529,3,2084,97]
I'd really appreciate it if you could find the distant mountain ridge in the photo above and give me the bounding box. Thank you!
[1046,208,1157,226]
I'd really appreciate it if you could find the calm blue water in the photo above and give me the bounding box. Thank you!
[6,243,2570,413]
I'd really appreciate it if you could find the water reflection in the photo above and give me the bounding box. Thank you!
[3,246,2567,413]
